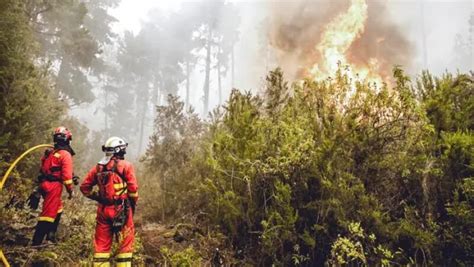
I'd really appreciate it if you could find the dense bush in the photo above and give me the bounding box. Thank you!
[143,68,473,265]
[141,95,206,221]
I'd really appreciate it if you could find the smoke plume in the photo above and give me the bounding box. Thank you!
[266,0,413,81]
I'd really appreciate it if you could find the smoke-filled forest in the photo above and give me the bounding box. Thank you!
[0,0,473,266]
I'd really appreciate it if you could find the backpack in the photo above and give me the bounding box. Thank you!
[95,159,127,203]
[38,149,63,182]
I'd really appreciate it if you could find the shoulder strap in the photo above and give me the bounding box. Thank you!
[44,149,63,173]
[112,159,128,196]
[111,159,126,182]
[97,160,127,183]
[44,148,53,158]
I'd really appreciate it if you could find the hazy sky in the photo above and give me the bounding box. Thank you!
[110,0,180,33]
[72,0,472,157]
[111,0,473,73]
[387,0,473,74]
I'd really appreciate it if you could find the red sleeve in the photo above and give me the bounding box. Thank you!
[80,166,98,197]
[124,162,138,203]
[60,151,73,191]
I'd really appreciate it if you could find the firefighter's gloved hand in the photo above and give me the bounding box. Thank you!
[88,192,99,201]
[129,199,136,215]
[27,189,41,210]
[90,192,101,201]
[67,189,74,199]
[72,176,80,185]
[88,192,107,204]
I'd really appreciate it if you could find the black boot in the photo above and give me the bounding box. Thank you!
[32,221,52,246]
[46,212,62,243]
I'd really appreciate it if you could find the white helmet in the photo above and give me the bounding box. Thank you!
[102,136,128,154]
[99,137,128,165]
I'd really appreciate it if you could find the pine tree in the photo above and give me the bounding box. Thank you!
[0,0,64,193]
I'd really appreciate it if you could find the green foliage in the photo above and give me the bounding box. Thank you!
[0,0,64,195]
[25,0,119,104]
[261,180,298,262]
[141,95,206,221]
[143,67,473,265]
[0,197,96,265]
[329,222,367,265]
[195,67,431,264]
[0,3,109,265]
[417,71,473,133]
[416,71,474,264]
[443,177,474,265]
[160,246,202,266]
[330,222,397,266]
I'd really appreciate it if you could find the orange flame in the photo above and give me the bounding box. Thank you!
[310,0,383,87]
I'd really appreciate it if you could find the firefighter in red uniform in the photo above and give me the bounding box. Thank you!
[32,126,76,246]
[80,137,138,267]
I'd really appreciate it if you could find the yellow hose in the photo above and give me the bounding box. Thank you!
[0,144,53,189]
[0,250,8,267]
[0,143,53,267]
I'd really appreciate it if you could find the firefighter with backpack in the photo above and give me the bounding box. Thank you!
[31,126,77,246]
[80,137,138,267]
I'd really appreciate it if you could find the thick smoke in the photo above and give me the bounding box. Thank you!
[266,0,413,80]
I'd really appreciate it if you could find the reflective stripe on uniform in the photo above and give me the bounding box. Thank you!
[128,192,138,197]
[94,252,111,259]
[38,216,55,222]
[114,183,125,189]
[93,263,110,267]
[94,258,110,266]
[115,252,132,267]
[64,179,73,185]
[116,252,133,258]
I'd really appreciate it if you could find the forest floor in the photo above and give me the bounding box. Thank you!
[138,220,237,266]
[1,198,238,266]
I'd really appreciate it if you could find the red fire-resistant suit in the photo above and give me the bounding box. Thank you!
[39,149,74,220]
[32,148,74,245]
[80,157,138,267]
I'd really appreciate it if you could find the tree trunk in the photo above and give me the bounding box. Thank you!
[161,176,166,222]
[137,79,149,155]
[153,82,159,107]
[104,85,108,135]
[203,27,212,115]
[186,60,190,109]
[218,46,222,105]
[137,97,147,154]
[153,54,162,106]
[231,44,235,88]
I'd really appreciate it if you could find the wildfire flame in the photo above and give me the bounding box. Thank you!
[310,0,383,86]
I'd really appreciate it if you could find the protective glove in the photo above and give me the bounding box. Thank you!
[129,199,136,215]
[67,189,74,199]
[27,188,41,210]
[88,192,107,204]
[72,175,80,185]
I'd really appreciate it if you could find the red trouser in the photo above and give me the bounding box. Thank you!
[93,204,134,266]
[39,181,63,222]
